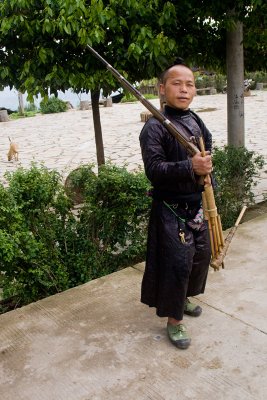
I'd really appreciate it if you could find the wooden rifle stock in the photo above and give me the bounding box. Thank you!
[87,45,199,156]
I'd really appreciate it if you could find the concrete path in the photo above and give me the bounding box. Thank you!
[0,91,267,200]
[1,213,267,400]
[1,91,267,399]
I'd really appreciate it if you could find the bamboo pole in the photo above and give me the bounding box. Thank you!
[199,137,225,268]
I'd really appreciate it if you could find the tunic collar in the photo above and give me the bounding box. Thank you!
[164,105,191,119]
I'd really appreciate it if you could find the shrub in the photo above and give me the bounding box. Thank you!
[64,164,96,205]
[0,163,151,311]
[245,70,267,86]
[1,164,75,307]
[195,72,227,93]
[214,74,227,93]
[195,74,215,89]
[121,92,138,103]
[64,163,151,285]
[25,102,37,112]
[40,96,67,114]
[212,146,265,229]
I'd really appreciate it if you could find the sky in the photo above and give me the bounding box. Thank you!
[0,87,92,111]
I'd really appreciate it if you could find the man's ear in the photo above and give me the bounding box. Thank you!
[159,83,165,96]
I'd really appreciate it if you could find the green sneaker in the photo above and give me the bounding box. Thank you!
[184,298,202,317]
[167,323,191,349]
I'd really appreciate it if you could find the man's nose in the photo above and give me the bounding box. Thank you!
[180,84,188,92]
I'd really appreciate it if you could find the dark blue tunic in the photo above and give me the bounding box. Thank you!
[139,105,212,320]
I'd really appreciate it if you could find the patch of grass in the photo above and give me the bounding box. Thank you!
[9,111,38,119]
[121,93,138,103]
[195,108,218,113]
[121,92,158,103]
[143,93,158,100]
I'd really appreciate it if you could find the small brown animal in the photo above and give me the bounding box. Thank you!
[7,137,19,161]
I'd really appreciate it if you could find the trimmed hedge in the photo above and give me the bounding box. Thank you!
[0,163,151,311]
[40,96,67,114]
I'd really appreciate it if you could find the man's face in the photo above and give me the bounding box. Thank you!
[160,65,196,110]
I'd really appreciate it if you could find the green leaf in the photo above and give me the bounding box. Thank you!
[64,23,72,35]
[38,47,47,63]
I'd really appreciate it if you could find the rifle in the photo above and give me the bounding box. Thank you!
[87,44,245,270]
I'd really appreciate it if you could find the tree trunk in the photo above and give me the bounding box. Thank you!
[0,109,9,122]
[226,19,245,147]
[18,91,24,115]
[91,89,105,166]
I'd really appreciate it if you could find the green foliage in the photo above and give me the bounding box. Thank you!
[121,91,158,102]
[214,74,227,93]
[64,164,152,286]
[194,70,267,92]
[140,77,158,87]
[171,0,267,71]
[195,72,227,93]
[9,110,37,119]
[1,164,74,307]
[143,94,158,100]
[245,70,267,89]
[0,0,179,99]
[25,102,37,112]
[212,146,265,229]
[121,92,138,103]
[0,163,151,311]
[0,151,264,311]
[40,96,68,114]
[0,0,265,100]
[65,164,96,204]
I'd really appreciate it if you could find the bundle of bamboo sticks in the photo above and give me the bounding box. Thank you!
[202,184,225,270]
[198,137,225,270]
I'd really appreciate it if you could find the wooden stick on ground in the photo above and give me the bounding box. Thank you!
[210,205,247,270]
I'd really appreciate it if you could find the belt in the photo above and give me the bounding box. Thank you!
[164,200,201,211]
[151,189,202,209]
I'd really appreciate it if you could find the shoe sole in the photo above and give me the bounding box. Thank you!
[169,337,191,350]
[184,306,202,317]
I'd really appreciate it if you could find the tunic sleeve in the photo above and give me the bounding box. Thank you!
[139,119,196,188]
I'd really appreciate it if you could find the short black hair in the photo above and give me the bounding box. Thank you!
[160,57,191,84]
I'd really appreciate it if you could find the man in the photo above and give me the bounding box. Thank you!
[139,59,213,349]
